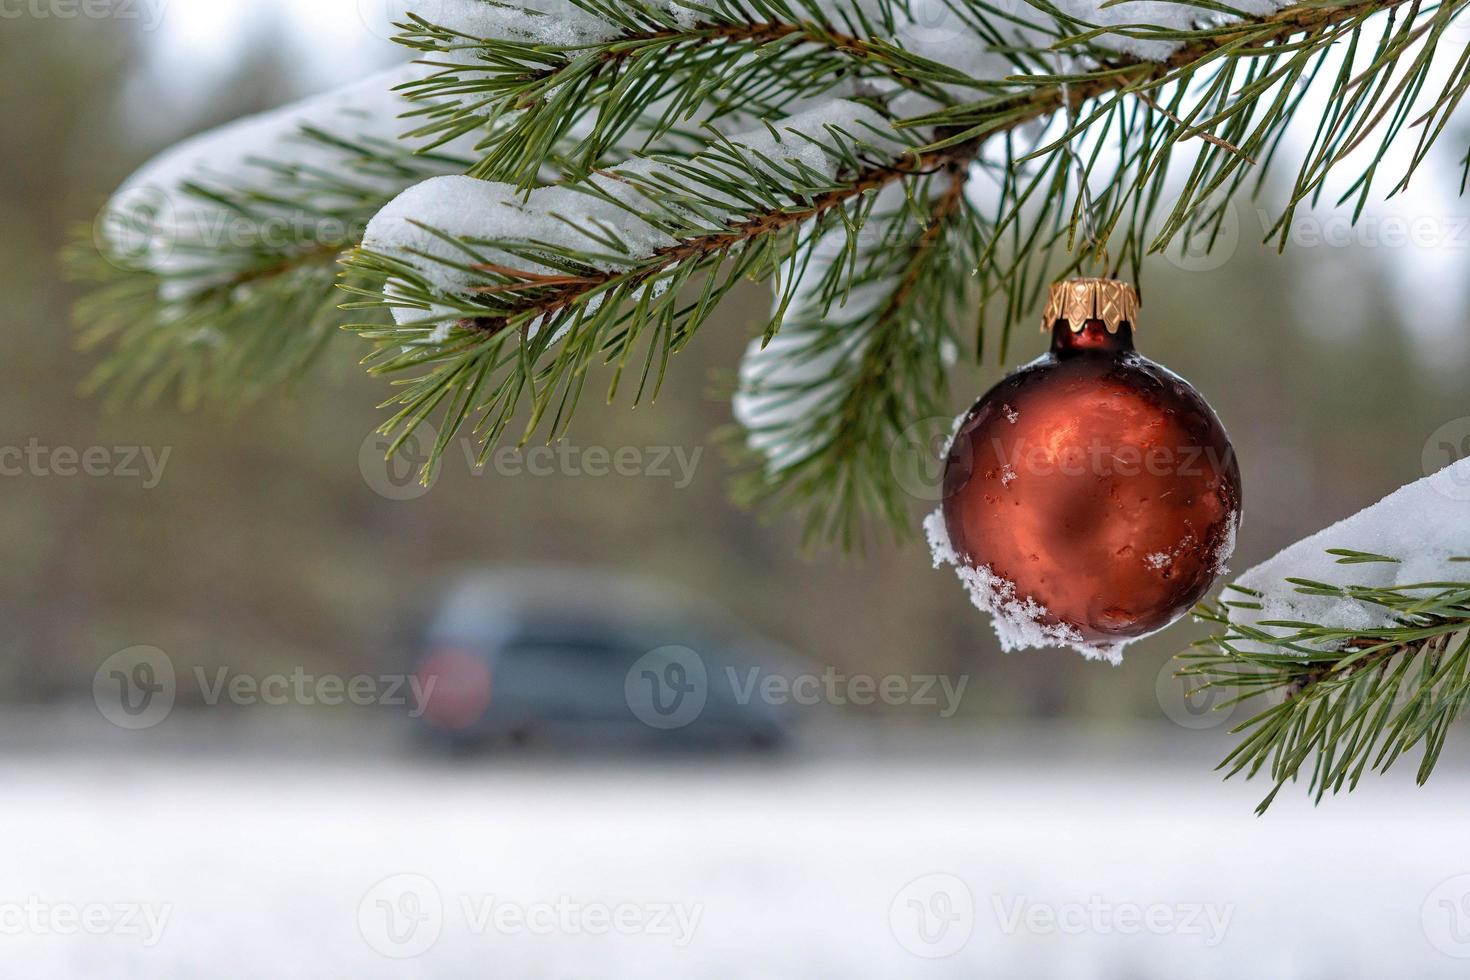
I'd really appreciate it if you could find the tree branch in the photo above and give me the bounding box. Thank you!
[453,144,976,334]
[451,0,1415,337]
[1181,562,1470,812]
[918,0,1419,142]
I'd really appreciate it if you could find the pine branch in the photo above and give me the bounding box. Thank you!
[391,0,957,184]
[917,0,1457,352]
[71,64,477,408]
[731,159,981,549]
[77,0,1470,550]
[914,0,1424,140]
[73,124,470,407]
[346,107,935,473]
[451,144,969,336]
[348,0,1470,526]
[1180,551,1470,813]
[68,241,354,409]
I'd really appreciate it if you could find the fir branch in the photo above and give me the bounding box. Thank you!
[76,0,1470,552]
[73,149,465,407]
[1179,553,1470,813]
[69,241,366,409]
[910,0,1425,144]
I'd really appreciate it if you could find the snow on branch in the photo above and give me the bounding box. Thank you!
[346,101,918,472]
[358,101,905,338]
[100,64,478,295]
[390,0,945,185]
[1180,458,1470,811]
[1224,458,1470,653]
[74,0,1469,543]
[78,63,477,407]
[398,0,622,46]
[733,169,977,549]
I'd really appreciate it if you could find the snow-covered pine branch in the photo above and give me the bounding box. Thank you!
[74,0,1469,536]
[389,0,969,183]
[76,64,474,406]
[100,65,458,293]
[732,172,978,549]
[1228,461,1470,647]
[348,101,920,467]
[351,0,1438,497]
[1181,458,1470,811]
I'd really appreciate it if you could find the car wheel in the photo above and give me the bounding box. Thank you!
[748,728,783,752]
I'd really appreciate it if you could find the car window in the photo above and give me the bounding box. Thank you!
[493,637,638,717]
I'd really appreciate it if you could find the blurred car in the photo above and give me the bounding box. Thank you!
[405,568,799,752]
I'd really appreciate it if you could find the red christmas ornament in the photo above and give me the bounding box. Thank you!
[928,278,1242,662]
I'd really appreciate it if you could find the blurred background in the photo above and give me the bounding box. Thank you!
[3,2,1470,977]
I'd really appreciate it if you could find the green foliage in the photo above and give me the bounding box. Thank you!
[729,162,986,549]
[70,128,470,408]
[69,241,349,409]
[391,0,953,184]
[343,115,925,472]
[913,0,1470,355]
[1179,550,1470,812]
[72,0,1470,545]
[349,0,1470,548]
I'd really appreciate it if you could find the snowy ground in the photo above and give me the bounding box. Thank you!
[4,712,1470,977]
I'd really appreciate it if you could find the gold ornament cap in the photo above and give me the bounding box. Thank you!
[1041,277,1139,334]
